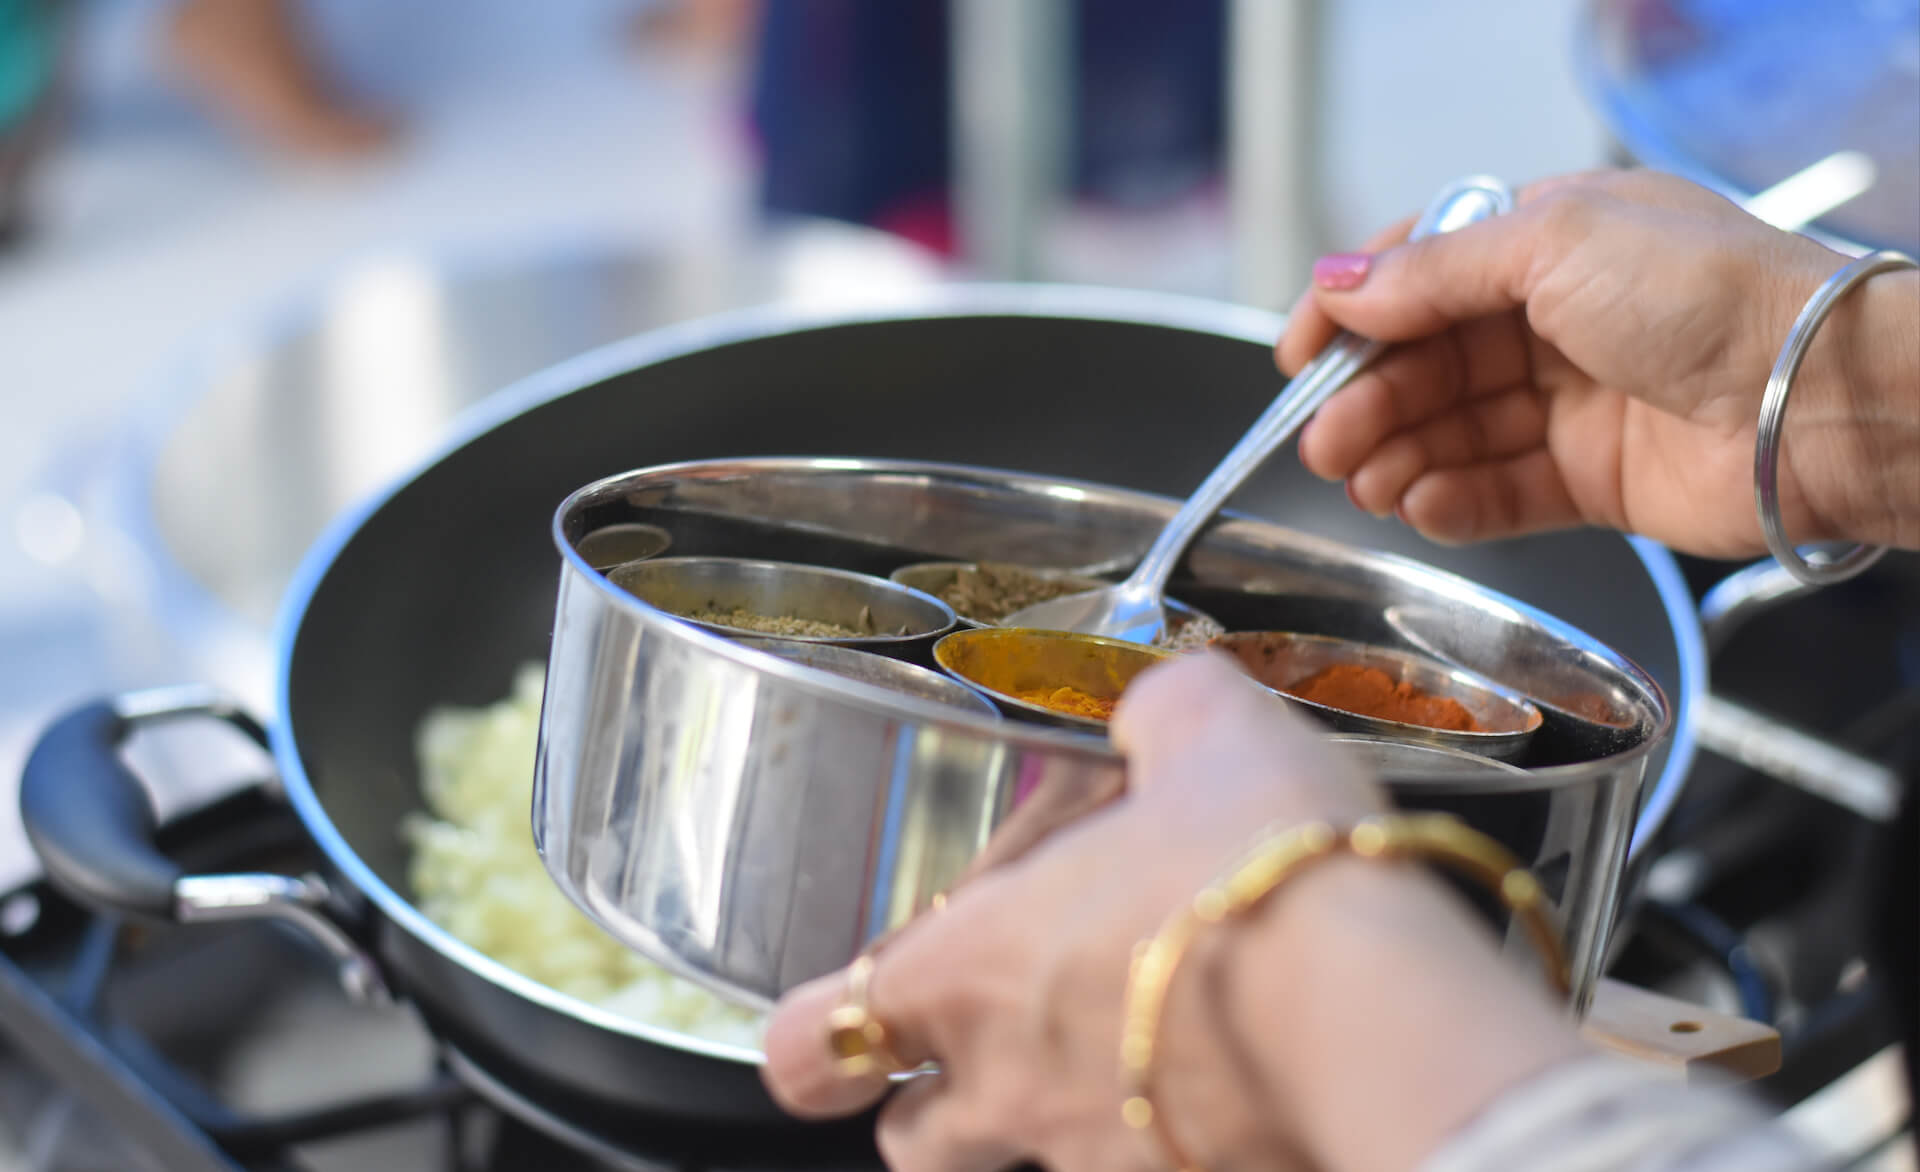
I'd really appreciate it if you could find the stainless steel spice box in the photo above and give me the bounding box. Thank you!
[535,458,1669,1014]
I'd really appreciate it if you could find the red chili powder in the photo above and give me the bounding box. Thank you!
[1285,663,1482,732]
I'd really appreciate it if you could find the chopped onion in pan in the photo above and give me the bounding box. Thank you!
[406,664,763,1049]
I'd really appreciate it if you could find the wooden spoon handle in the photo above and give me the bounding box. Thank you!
[1581,977,1781,1083]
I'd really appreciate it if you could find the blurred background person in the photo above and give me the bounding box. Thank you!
[66,0,670,158]
[745,0,1225,259]
[0,0,66,243]
[85,0,749,162]
[156,0,394,158]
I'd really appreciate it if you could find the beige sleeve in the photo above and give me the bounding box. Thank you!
[1419,1054,1832,1172]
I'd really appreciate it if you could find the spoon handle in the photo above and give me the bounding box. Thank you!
[1123,175,1516,597]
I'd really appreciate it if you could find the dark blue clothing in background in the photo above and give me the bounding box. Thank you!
[750,1,952,238]
[748,0,1225,244]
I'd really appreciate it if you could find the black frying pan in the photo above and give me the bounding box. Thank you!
[19,294,1704,1142]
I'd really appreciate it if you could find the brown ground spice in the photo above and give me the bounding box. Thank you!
[935,563,1096,624]
[1285,663,1482,732]
[684,608,863,639]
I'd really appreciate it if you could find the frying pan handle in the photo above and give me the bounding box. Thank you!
[1694,695,1900,824]
[1693,560,1903,824]
[1580,977,1780,1083]
[1698,558,1816,652]
[20,689,391,1006]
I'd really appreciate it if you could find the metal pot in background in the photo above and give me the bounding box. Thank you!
[1578,0,1920,258]
[1685,561,1908,829]
[67,219,943,710]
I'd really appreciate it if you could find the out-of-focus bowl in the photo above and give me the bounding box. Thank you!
[109,221,943,709]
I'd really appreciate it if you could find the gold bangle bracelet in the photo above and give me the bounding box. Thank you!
[1117,813,1571,1172]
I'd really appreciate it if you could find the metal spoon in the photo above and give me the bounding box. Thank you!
[1001,175,1517,644]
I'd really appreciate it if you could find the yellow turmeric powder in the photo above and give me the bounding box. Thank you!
[1013,685,1117,721]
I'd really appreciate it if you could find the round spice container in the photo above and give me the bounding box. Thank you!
[891,561,1100,626]
[1212,631,1542,761]
[573,522,673,571]
[891,560,1223,649]
[931,627,1172,731]
[1381,602,1644,756]
[606,556,957,648]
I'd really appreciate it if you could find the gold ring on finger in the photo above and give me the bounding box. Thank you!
[825,955,910,1078]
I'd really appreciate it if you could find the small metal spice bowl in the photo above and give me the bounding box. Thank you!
[890,560,1221,647]
[733,637,1001,717]
[1380,603,1643,739]
[605,556,957,648]
[573,521,673,572]
[932,627,1173,732]
[1211,631,1542,762]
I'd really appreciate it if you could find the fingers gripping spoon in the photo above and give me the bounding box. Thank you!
[1001,175,1517,645]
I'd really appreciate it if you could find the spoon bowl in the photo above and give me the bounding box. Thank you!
[997,578,1172,646]
[890,560,1216,641]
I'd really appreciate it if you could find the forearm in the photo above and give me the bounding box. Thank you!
[1182,857,1825,1172]
[1792,268,1920,549]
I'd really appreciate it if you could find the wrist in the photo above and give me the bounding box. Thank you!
[1201,855,1582,1172]
[1786,267,1920,549]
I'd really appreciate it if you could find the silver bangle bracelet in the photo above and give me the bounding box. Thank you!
[1754,248,1917,586]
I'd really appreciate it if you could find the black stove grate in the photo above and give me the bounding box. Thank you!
[0,792,880,1172]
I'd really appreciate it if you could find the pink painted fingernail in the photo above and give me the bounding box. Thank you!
[1312,252,1371,291]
